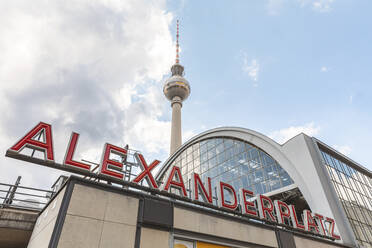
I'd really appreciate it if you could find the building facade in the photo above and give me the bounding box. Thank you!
[3,122,370,248]
[156,127,372,248]
[26,176,355,248]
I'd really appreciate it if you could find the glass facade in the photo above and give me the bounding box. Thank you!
[160,137,294,202]
[320,150,372,248]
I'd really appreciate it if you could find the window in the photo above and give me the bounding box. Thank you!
[174,239,233,248]
[320,150,372,247]
[164,137,294,198]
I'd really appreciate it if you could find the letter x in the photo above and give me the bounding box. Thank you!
[133,153,160,189]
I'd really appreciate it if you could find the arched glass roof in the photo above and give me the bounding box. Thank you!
[159,137,294,200]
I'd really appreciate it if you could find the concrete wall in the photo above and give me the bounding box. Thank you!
[57,184,139,248]
[27,186,66,248]
[140,227,170,248]
[294,236,338,248]
[174,207,278,248]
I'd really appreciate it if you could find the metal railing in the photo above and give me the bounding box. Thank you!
[0,176,54,211]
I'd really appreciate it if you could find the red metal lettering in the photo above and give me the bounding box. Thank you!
[289,205,305,230]
[163,166,187,197]
[10,122,54,161]
[274,200,290,224]
[192,173,213,204]
[99,143,127,179]
[218,182,238,210]
[314,213,326,235]
[240,189,257,216]
[303,210,319,234]
[64,132,91,171]
[133,153,159,189]
[257,194,276,222]
[326,217,341,240]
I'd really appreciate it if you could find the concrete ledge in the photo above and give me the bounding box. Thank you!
[0,208,38,230]
[0,208,38,248]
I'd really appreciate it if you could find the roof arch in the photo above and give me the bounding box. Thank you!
[156,127,312,209]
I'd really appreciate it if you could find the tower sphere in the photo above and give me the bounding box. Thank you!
[163,64,190,103]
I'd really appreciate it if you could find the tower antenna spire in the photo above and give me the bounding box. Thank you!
[176,19,180,64]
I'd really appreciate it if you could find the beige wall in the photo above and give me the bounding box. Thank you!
[57,184,139,248]
[27,182,350,248]
[174,207,278,248]
[294,236,342,248]
[27,187,66,248]
[140,227,170,248]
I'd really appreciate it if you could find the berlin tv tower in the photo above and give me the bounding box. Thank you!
[163,20,190,155]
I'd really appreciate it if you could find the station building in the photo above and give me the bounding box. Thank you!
[23,174,357,248]
[156,127,372,248]
[7,125,369,248]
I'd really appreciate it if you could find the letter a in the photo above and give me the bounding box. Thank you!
[10,122,54,161]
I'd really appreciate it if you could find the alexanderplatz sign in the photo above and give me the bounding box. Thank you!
[6,122,341,241]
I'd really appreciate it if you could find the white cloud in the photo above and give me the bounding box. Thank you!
[183,130,197,143]
[269,122,321,144]
[0,0,177,188]
[266,0,335,15]
[242,53,260,84]
[320,66,329,72]
[332,145,352,156]
[298,0,335,12]
[312,0,335,12]
[349,94,353,104]
[267,0,286,15]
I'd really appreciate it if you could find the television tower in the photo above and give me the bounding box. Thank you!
[163,20,190,155]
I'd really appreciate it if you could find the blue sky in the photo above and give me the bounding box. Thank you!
[169,0,372,170]
[0,0,370,188]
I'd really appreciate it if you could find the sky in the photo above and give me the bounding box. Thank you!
[0,0,371,189]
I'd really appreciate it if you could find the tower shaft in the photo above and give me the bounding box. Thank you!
[163,20,190,155]
[170,99,182,155]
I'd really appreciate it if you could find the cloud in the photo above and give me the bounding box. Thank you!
[349,95,353,104]
[269,122,321,144]
[312,0,335,12]
[241,53,260,85]
[332,145,352,156]
[0,0,176,188]
[320,66,329,72]
[267,0,286,15]
[298,0,335,12]
[266,0,335,15]
[183,130,197,143]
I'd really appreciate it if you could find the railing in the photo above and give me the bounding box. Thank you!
[0,177,54,211]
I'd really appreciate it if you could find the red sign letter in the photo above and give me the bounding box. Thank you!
[217,181,238,210]
[64,132,91,171]
[240,189,257,216]
[303,210,319,234]
[10,122,54,161]
[163,166,187,197]
[314,213,326,235]
[192,173,213,204]
[133,153,160,189]
[257,194,276,222]
[289,205,305,230]
[99,143,127,179]
[274,200,291,225]
[325,217,341,240]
